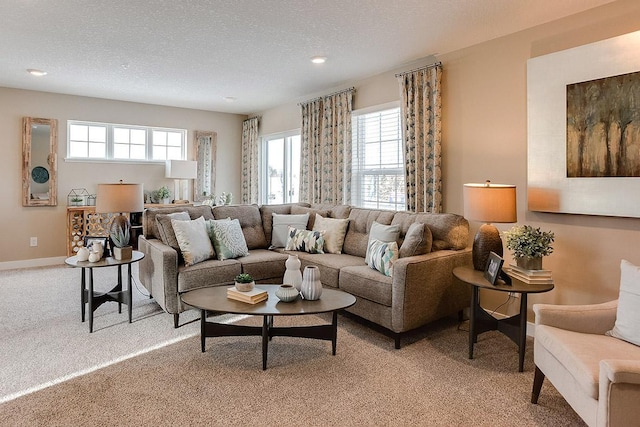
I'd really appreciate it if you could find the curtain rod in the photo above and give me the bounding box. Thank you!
[298,87,355,106]
[395,61,442,78]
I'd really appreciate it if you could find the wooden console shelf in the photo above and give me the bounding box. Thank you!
[66,204,190,256]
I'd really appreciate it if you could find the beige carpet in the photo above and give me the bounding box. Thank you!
[1,308,585,426]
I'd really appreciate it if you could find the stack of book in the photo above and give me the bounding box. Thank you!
[227,286,268,304]
[506,264,553,284]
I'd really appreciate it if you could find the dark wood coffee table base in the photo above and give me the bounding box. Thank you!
[200,311,340,370]
[181,285,356,370]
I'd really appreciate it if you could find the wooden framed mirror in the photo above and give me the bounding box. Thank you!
[22,117,58,206]
[193,131,217,202]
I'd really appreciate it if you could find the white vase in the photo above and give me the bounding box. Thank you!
[275,284,299,302]
[301,265,322,300]
[77,246,90,261]
[283,254,303,291]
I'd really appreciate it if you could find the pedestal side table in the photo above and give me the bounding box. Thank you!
[65,251,145,332]
[453,265,554,372]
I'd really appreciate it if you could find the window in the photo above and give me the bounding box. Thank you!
[67,120,186,162]
[261,132,301,204]
[351,104,405,211]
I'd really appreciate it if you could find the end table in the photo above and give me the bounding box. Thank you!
[453,265,554,372]
[65,251,145,332]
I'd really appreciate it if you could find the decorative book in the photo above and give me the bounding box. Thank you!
[506,265,553,284]
[227,286,268,304]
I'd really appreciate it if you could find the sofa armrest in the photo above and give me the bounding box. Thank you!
[138,235,180,315]
[533,300,618,335]
[599,359,640,427]
[391,248,472,332]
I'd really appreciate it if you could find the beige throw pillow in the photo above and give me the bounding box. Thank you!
[399,222,432,258]
[312,214,349,254]
[171,216,214,266]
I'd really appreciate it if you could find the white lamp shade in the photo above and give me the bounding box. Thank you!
[165,160,197,179]
[95,183,144,213]
[463,183,517,223]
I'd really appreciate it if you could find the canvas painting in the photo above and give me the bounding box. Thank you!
[566,71,640,178]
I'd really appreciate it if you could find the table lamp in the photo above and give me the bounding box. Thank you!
[165,160,197,204]
[463,181,517,271]
[96,181,144,259]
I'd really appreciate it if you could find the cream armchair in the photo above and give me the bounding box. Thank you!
[531,300,640,427]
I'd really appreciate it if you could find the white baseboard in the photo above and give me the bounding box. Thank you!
[0,256,66,271]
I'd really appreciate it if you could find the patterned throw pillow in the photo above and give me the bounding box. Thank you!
[365,221,400,264]
[285,226,325,254]
[170,216,214,266]
[367,239,399,277]
[312,214,349,254]
[208,218,249,260]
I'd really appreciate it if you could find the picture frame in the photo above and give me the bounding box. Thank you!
[83,236,110,258]
[484,251,504,286]
[527,30,640,218]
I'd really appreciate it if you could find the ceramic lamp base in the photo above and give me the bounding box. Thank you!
[472,223,503,271]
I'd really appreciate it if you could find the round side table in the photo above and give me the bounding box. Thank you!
[65,251,145,332]
[453,265,554,372]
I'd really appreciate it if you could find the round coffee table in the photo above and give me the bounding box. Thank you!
[181,285,356,370]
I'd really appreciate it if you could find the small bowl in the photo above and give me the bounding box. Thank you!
[235,281,255,292]
[275,284,299,302]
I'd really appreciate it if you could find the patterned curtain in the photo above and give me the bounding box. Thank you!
[398,64,442,213]
[241,116,259,204]
[300,89,353,204]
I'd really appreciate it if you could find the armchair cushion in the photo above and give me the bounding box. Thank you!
[607,259,640,346]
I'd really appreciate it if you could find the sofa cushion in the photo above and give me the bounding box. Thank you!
[171,216,214,266]
[293,252,365,288]
[309,203,351,219]
[365,222,400,264]
[342,208,395,258]
[399,222,432,258]
[391,212,469,251]
[367,239,398,277]
[212,204,268,249]
[144,206,214,240]
[208,218,250,260]
[156,211,190,251]
[177,259,241,293]
[312,214,349,254]
[339,265,393,306]
[535,324,640,399]
[271,213,309,248]
[285,227,325,254]
[290,206,329,229]
[238,249,288,281]
[607,259,640,346]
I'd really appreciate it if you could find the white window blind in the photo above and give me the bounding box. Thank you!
[351,106,405,211]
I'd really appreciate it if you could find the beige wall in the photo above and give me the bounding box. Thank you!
[0,88,245,265]
[256,0,640,316]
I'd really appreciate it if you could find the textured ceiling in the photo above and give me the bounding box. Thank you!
[0,0,615,114]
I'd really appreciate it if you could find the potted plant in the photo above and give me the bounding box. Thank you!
[70,197,83,206]
[155,186,171,204]
[110,216,132,260]
[503,225,555,270]
[234,273,255,292]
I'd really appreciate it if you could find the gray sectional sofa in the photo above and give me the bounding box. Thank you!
[138,203,472,348]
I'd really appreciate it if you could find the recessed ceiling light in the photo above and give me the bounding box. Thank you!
[311,56,327,64]
[27,69,47,76]
[223,96,236,102]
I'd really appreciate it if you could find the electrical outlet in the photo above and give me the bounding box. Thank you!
[509,292,519,299]
[30,237,37,247]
